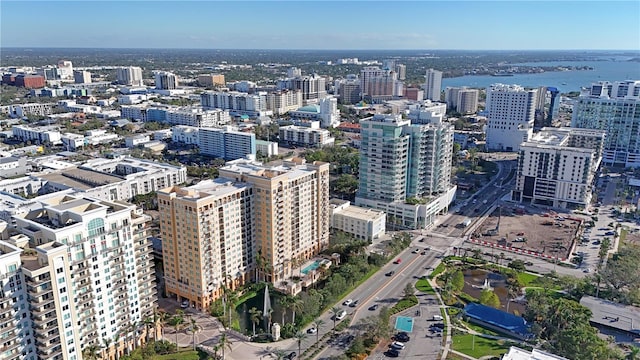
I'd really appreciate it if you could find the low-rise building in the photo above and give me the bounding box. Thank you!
[171,125,199,145]
[0,156,29,178]
[279,125,335,148]
[12,125,62,145]
[502,347,568,360]
[5,103,55,118]
[198,126,256,160]
[125,134,151,148]
[330,199,386,241]
[255,140,278,157]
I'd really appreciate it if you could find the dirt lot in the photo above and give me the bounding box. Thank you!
[472,205,579,260]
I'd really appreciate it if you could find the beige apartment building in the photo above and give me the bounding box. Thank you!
[219,158,330,284]
[158,179,254,310]
[159,158,330,309]
[197,74,226,87]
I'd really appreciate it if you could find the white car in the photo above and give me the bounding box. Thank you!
[306,327,317,334]
[390,341,405,350]
[180,300,189,308]
[343,299,353,306]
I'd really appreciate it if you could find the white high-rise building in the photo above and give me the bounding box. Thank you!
[57,60,73,80]
[7,194,157,360]
[287,67,302,78]
[485,84,538,152]
[422,69,442,101]
[513,127,605,209]
[154,71,177,90]
[571,80,640,167]
[116,67,144,86]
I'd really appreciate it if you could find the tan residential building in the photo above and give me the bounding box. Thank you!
[197,74,225,87]
[219,157,330,284]
[158,179,254,310]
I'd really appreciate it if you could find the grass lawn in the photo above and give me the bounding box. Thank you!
[152,350,202,360]
[460,320,499,336]
[429,263,446,279]
[416,278,435,294]
[451,334,513,358]
[516,272,539,286]
[620,228,628,245]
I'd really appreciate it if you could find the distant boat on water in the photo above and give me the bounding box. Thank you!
[491,72,514,77]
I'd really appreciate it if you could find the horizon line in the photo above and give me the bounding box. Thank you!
[1,47,639,52]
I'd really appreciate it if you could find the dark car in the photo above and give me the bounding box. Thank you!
[385,349,400,358]
[286,351,297,360]
[605,231,616,236]
[394,332,410,342]
[349,300,359,307]
[369,304,379,311]
[386,271,395,276]
[430,323,445,329]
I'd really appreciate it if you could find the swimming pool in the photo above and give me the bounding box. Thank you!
[395,316,414,332]
[301,260,320,275]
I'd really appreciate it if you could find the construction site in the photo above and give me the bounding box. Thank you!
[470,204,580,261]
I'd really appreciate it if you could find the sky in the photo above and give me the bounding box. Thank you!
[1,1,639,50]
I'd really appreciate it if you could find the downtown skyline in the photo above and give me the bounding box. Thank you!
[1,1,639,50]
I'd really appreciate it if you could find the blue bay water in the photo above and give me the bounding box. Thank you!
[441,60,640,92]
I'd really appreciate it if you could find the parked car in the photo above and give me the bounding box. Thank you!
[369,304,379,311]
[390,341,405,350]
[384,349,400,357]
[181,300,189,309]
[605,231,616,236]
[394,332,410,342]
[343,299,353,306]
[286,351,297,360]
[349,300,359,307]
[307,327,317,334]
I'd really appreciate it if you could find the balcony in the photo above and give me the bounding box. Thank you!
[0,339,20,355]
[37,330,60,342]
[31,305,56,317]
[36,338,61,353]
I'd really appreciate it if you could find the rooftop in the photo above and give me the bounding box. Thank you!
[502,346,568,360]
[39,167,122,190]
[580,295,640,334]
[463,303,531,337]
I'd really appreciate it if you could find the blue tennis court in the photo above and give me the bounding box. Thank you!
[395,316,414,332]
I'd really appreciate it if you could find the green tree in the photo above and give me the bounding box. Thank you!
[82,344,101,360]
[403,282,415,299]
[479,289,501,308]
[451,269,465,292]
[290,297,303,325]
[249,307,262,336]
[330,306,341,331]
[218,332,233,359]
[190,317,200,351]
[312,318,325,345]
[172,312,184,348]
[294,331,307,357]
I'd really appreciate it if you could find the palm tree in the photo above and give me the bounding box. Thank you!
[330,307,341,331]
[290,297,303,325]
[113,333,121,360]
[82,344,101,360]
[143,315,154,342]
[157,311,169,341]
[190,317,200,351]
[270,348,289,360]
[312,319,325,346]
[277,296,291,325]
[102,338,112,360]
[294,331,307,357]
[173,313,185,348]
[249,307,262,336]
[218,332,233,359]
